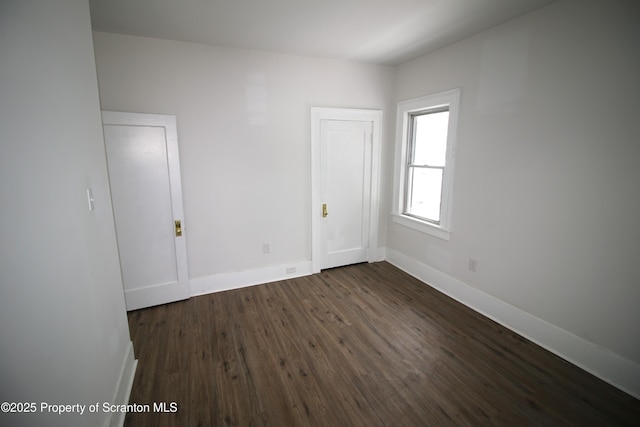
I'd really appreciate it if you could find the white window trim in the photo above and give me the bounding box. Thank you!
[392,88,461,241]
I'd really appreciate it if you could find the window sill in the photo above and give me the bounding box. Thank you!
[391,213,451,241]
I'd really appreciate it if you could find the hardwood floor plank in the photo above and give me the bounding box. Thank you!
[124,262,640,426]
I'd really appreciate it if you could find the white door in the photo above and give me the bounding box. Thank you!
[102,111,189,310]
[311,108,382,272]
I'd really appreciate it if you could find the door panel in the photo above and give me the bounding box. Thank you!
[102,112,189,310]
[104,125,178,288]
[321,120,372,270]
[311,108,381,273]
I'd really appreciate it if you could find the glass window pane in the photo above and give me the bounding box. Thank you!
[412,110,449,167]
[406,167,443,222]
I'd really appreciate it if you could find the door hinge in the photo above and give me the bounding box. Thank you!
[174,219,182,237]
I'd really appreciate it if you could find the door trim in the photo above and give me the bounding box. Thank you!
[310,107,382,273]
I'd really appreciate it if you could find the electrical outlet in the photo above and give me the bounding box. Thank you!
[468,258,477,272]
[263,243,271,254]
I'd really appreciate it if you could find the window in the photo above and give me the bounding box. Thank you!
[392,89,460,240]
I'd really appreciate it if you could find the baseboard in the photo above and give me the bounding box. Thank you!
[385,248,640,400]
[124,281,189,311]
[106,342,138,427]
[190,260,313,297]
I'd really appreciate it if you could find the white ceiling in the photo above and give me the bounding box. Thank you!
[89,0,556,66]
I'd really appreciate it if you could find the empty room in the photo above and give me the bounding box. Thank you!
[1,0,639,426]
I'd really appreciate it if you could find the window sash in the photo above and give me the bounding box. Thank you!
[404,165,444,224]
[403,108,449,224]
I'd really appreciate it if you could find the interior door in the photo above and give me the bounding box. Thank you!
[320,119,373,270]
[102,111,189,310]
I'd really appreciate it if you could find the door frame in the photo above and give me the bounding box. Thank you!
[102,111,189,310]
[310,107,382,273]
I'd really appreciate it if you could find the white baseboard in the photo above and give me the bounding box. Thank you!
[189,260,313,297]
[107,342,138,427]
[124,281,189,311]
[385,248,640,399]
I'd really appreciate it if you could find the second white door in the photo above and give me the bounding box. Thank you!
[311,108,382,272]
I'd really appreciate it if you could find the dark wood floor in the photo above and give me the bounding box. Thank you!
[124,262,639,426]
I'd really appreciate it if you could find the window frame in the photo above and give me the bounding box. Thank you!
[392,88,461,240]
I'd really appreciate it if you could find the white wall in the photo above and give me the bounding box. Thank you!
[388,0,640,394]
[92,32,395,284]
[0,1,135,426]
